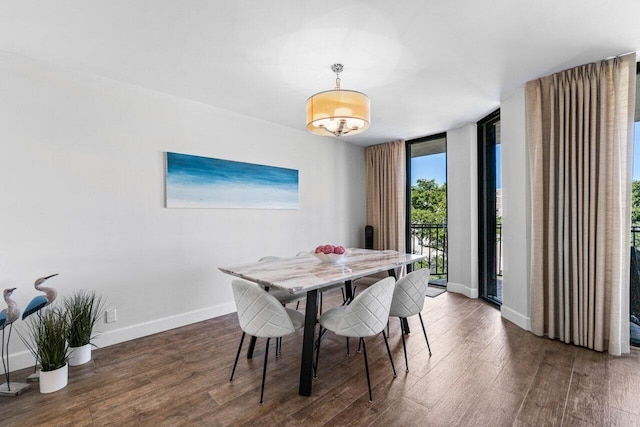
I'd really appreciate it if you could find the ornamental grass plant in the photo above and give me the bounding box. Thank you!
[21,307,69,371]
[64,290,106,348]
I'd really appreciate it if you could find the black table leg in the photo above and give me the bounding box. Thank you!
[299,289,318,396]
[344,280,354,302]
[401,318,410,335]
[246,336,257,359]
[387,268,397,280]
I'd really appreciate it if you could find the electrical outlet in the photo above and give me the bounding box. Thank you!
[106,308,117,323]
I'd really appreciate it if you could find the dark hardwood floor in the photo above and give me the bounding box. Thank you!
[1,290,639,426]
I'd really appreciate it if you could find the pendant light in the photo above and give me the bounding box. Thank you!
[306,64,370,137]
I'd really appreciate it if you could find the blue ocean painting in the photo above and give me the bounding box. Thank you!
[165,152,299,209]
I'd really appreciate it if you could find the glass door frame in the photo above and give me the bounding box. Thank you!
[477,109,501,305]
[405,133,447,279]
[630,61,640,347]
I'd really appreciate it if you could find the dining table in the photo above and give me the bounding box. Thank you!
[219,248,427,396]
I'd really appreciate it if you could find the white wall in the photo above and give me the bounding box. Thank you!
[0,51,366,369]
[446,124,478,298]
[445,101,532,331]
[500,87,531,330]
[445,92,532,328]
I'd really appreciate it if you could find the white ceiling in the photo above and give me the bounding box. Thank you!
[0,0,639,146]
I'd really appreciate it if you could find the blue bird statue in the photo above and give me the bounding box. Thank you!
[22,273,58,320]
[0,288,30,396]
[23,273,58,383]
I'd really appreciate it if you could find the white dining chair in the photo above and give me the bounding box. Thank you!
[229,279,304,404]
[313,276,397,402]
[257,256,307,355]
[388,268,432,372]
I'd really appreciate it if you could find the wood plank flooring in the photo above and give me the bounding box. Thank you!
[1,290,639,426]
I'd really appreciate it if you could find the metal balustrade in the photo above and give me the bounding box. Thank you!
[409,223,504,280]
[632,225,640,248]
[409,223,447,279]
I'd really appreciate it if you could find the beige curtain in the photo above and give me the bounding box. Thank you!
[526,53,636,355]
[365,140,406,251]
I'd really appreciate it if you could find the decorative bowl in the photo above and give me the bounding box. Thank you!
[312,252,346,264]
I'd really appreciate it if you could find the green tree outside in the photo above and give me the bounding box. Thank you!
[410,179,447,277]
[411,179,447,225]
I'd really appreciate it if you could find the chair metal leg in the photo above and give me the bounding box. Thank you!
[346,337,350,356]
[418,313,432,356]
[230,332,246,382]
[260,338,271,404]
[247,335,257,359]
[314,326,322,379]
[361,338,373,402]
[399,319,409,372]
[382,330,397,377]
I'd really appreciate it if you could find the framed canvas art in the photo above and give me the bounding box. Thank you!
[165,152,299,209]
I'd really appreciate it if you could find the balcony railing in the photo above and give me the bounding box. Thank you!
[409,223,640,284]
[410,223,447,279]
[629,225,640,346]
[496,223,503,277]
[409,223,504,280]
[632,225,640,248]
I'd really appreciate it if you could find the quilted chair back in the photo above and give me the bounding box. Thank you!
[335,276,395,338]
[389,268,431,318]
[232,279,295,338]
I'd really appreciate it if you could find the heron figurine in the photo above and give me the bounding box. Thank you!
[22,273,58,321]
[22,273,58,382]
[0,288,30,396]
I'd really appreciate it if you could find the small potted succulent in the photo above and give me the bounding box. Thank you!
[21,307,69,393]
[64,290,106,366]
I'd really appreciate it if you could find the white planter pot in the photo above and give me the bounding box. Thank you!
[68,344,92,366]
[39,364,68,394]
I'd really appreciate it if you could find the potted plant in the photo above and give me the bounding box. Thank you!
[64,290,106,366]
[20,307,69,393]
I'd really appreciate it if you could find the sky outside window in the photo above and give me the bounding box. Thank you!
[411,127,640,189]
[411,148,502,189]
[411,153,446,185]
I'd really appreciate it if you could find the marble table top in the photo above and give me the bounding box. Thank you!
[219,249,426,294]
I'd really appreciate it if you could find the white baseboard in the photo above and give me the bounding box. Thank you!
[446,282,478,299]
[501,305,531,331]
[5,301,237,373]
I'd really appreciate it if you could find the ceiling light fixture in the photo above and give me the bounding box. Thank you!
[306,64,370,137]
